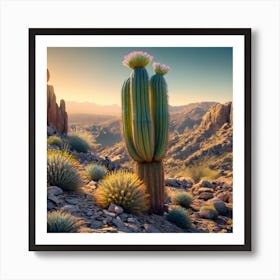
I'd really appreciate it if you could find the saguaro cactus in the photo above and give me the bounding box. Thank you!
[122,51,170,215]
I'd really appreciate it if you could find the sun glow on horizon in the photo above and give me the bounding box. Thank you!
[47,47,232,108]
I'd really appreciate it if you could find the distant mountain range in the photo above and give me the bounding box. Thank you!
[69,101,233,179]
[66,101,220,117]
[66,101,121,115]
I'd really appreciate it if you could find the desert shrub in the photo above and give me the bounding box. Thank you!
[172,192,193,208]
[94,170,149,215]
[185,164,219,183]
[47,135,63,148]
[47,149,81,191]
[68,135,90,153]
[85,164,107,181]
[199,206,218,220]
[166,207,191,229]
[68,130,94,153]
[47,210,84,233]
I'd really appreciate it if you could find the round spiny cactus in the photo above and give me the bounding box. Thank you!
[94,170,149,215]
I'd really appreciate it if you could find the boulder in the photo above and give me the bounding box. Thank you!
[199,180,215,188]
[165,177,193,189]
[212,199,228,215]
[198,192,214,201]
[47,186,63,196]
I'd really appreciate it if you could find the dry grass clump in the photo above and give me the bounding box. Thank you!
[47,210,84,233]
[47,149,81,191]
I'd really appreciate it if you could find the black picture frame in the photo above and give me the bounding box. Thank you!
[29,28,251,251]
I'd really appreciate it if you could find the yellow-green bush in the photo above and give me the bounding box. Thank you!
[47,210,84,232]
[47,150,81,191]
[199,206,218,220]
[172,192,193,208]
[94,170,149,215]
[85,164,107,181]
[47,135,63,148]
[68,130,94,153]
[185,164,219,183]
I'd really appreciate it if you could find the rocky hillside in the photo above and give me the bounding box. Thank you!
[167,102,233,171]
[90,102,233,178]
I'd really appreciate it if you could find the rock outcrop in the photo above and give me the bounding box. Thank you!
[199,102,232,136]
[47,69,68,134]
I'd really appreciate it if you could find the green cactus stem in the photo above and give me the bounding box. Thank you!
[121,78,143,162]
[150,73,169,161]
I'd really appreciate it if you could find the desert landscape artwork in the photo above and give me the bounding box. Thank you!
[29,29,250,250]
[46,47,233,234]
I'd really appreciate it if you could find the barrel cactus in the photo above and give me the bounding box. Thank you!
[121,51,170,214]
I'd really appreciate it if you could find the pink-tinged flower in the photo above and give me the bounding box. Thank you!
[122,51,153,69]
[152,62,171,75]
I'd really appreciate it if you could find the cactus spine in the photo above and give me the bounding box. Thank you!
[122,52,170,215]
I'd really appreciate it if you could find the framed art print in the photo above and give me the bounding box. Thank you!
[29,28,251,251]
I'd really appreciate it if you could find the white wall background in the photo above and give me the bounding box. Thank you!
[0,0,279,279]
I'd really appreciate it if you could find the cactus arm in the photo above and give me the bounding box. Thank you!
[130,68,154,162]
[150,74,169,161]
[121,78,143,162]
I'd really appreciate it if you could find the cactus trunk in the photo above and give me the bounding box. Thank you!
[136,161,165,215]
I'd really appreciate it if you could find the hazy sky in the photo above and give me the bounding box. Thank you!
[47,47,232,106]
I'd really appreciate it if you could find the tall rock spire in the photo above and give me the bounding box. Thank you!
[47,69,68,134]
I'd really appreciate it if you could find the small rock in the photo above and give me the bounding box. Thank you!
[197,187,214,194]
[143,223,160,233]
[212,199,228,215]
[127,217,136,223]
[61,205,79,214]
[103,215,113,223]
[199,180,215,188]
[47,194,60,204]
[86,210,94,216]
[103,210,116,217]
[119,213,128,221]
[198,192,214,201]
[112,219,131,232]
[217,192,231,203]
[47,186,63,196]
[108,204,124,215]
[91,220,103,229]
[47,200,56,211]
[65,198,80,205]
[125,223,141,232]
[165,178,193,189]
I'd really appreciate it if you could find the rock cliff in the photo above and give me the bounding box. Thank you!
[47,69,68,134]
